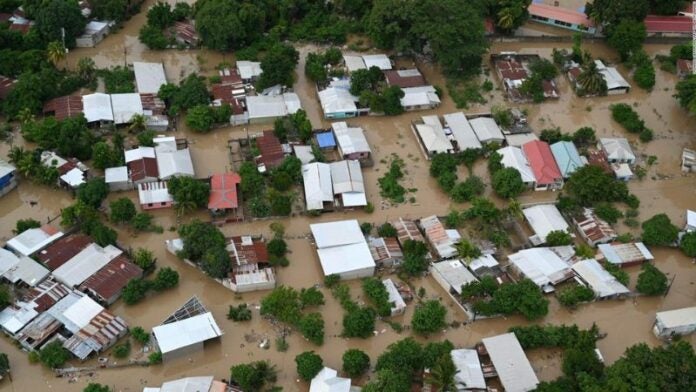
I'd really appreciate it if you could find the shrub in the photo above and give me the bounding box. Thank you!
[594,203,622,224]
[342,307,376,338]
[298,313,325,345]
[636,263,668,295]
[450,176,485,203]
[39,341,70,368]
[112,341,131,358]
[377,223,397,238]
[323,274,340,288]
[299,287,325,308]
[148,351,162,365]
[605,263,630,286]
[412,300,447,335]
[342,349,370,377]
[295,351,323,381]
[681,232,696,257]
[557,285,595,308]
[131,326,150,345]
[546,230,573,246]
[641,214,679,246]
[228,304,253,321]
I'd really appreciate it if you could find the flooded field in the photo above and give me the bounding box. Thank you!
[0,10,695,391]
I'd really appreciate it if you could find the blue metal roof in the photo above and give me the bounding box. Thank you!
[316,132,336,148]
[550,141,585,178]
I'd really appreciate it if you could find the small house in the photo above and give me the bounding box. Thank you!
[443,112,482,151]
[597,242,654,267]
[318,83,359,119]
[412,115,454,159]
[599,138,635,164]
[481,333,539,392]
[172,21,199,46]
[75,20,110,48]
[316,131,336,150]
[342,55,366,73]
[469,117,505,145]
[383,278,407,316]
[52,243,123,289]
[430,259,478,296]
[384,69,426,88]
[391,218,426,248]
[550,141,585,179]
[256,130,285,171]
[330,160,367,208]
[400,86,441,111]
[332,122,372,165]
[309,367,356,392]
[611,163,633,181]
[133,62,167,94]
[644,15,691,37]
[225,236,275,293]
[79,256,143,305]
[497,146,536,188]
[302,162,334,211]
[246,93,302,124]
[0,248,50,287]
[6,225,64,257]
[686,210,696,232]
[528,3,597,34]
[138,181,173,210]
[310,220,375,280]
[369,237,403,267]
[35,234,92,270]
[236,61,262,83]
[677,59,693,79]
[153,136,195,179]
[0,159,17,197]
[508,248,574,292]
[104,166,130,191]
[451,349,486,391]
[362,54,392,70]
[654,306,696,338]
[572,259,629,299]
[522,204,571,245]
[573,208,617,246]
[595,60,631,95]
[144,377,228,392]
[523,140,563,191]
[420,215,460,259]
[208,172,241,217]
[469,254,501,279]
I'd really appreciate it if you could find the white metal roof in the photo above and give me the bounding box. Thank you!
[498,146,536,184]
[319,87,358,115]
[110,93,144,124]
[330,160,365,197]
[310,367,352,392]
[469,117,504,143]
[316,242,375,276]
[655,307,696,329]
[595,60,630,91]
[431,259,478,294]
[383,278,406,312]
[0,159,15,178]
[60,167,86,188]
[415,117,453,154]
[482,333,539,392]
[6,226,64,257]
[52,243,122,287]
[443,112,482,150]
[1,256,49,287]
[509,248,571,288]
[451,349,486,390]
[133,62,167,94]
[469,254,499,272]
[138,181,173,205]
[400,86,440,107]
[236,61,262,80]
[153,312,223,355]
[0,303,38,334]
[83,20,109,34]
[597,242,654,265]
[362,54,392,70]
[283,93,302,114]
[311,220,365,248]
[600,138,635,162]
[105,166,129,183]
[523,204,570,243]
[572,259,629,298]
[505,133,539,148]
[157,376,215,392]
[302,162,333,211]
[293,145,315,164]
[687,210,696,230]
[612,163,633,178]
[82,93,114,122]
[342,55,366,72]
[153,137,194,179]
[62,295,104,329]
[125,146,156,162]
[332,122,371,155]
[246,93,301,120]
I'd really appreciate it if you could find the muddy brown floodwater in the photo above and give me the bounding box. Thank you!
[1,14,696,392]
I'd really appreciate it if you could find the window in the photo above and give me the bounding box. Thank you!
[161,202,167,206]
[148,203,153,207]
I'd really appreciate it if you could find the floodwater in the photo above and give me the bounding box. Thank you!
[1,15,696,392]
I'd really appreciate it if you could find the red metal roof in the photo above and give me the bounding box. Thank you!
[228,236,269,266]
[26,278,70,312]
[211,84,245,114]
[79,255,143,303]
[522,140,562,185]
[173,21,198,43]
[43,95,84,121]
[139,93,166,115]
[495,59,528,81]
[208,172,241,210]
[220,68,243,85]
[384,69,427,88]
[36,234,92,270]
[9,22,30,34]
[257,130,284,168]
[127,157,159,182]
[587,149,612,174]
[644,15,691,33]
[0,75,16,100]
[528,3,594,27]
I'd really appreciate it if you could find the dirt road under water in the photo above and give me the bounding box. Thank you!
[0,9,695,390]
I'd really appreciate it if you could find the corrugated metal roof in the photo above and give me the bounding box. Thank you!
[391,218,425,245]
[384,69,426,88]
[600,138,635,162]
[498,146,536,184]
[451,349,486,390]
[400,86,440,108]
[528,3,594,26]
[79,256,143,303]
[572,259,629,298]
[52,244,123,288]
[138,181,173,205]
[522,204,569,243]
[362,54,392,70]
[236,61,262,80]
[36,234,92,270]
[153,312,223,355]
[208,172,241,210]
[133,62,167,94]
[523,140,562,185]
[597,243,654,265]
[332,122,371,155]
[573,208,616,245]
[415,116,453,154]
[482,333,539,392]
[302,162,333,211]
[430,259,478,294]
[469,117,504,143]
[256,130,284,169]
[550,141,585,178]
[508,247,573,288]
[6,225,64,257]
[318,86,358,115]
[656,306,696,329]
[420,215,459,259]
[82,93,114,122]
[443,112,482,151]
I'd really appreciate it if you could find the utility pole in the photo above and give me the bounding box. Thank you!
[693,2,695,74]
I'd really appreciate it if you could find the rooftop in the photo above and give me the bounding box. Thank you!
[550,141,585,178]
[644,15,691,33]
[391,218,425,245]
[573,208,617,245]
[236,61,262,80]
[528,3,594,27]
[329,160,366,207]
[208,173,241,210]
[246,93,301,120]
[523,204,570,244]
[443,112,482,151]
[384,68,426,88]
[420,215,460,259]
[6,225,64,257]
[362,54,392,70]
[154,137,195,179]
[302,162,333,211]
[52,243,123,288]
[42,95,84,121]
[0,248,49,287]
[523,140,562,185]
[600,138,635,162]
[138,181,173,205]
[310,220,375,277]
[451,348,486,390]
[431,259,478,295]
[498,146,536,184]
[469,117,504,143]
[35,234,92,270]
[482,333,539,392]
[597,242,654,265]
[318,85,358,115]
[79,256,143,302]
[572,259,629,298]
[508,247,573,289]
[256,130,285,169]
[332,122,371,155]
[153,312,223,355]
[400,85,440,108]
[655,306,696,329]
[414,116,453,155]
[226,236,269,266]
[133,62,167,94]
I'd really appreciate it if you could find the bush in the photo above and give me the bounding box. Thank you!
[641,214,679,246]
[132,248,156,271]
[634,62,655,90]
[681,232,696,257]
[510,324,601,350]
[131,326,150,345]
[39,341,70,368]
[546,230,573,246]
[636,263,668,296]
[148,351,162,365]
[152,267,179,291]
[342,349,370,377]
[362,277,392,317]
[342,307,376,338]
[299,287,325,308]
[378,156,406,203]
[14,218,40,234]
[229,361,278,391]
[377,223,397,238]
[605,262,630,286]
[594,203,622,224]
[639,128,654,142]
[295,351,323,381]
[228,304,252,321]
[267,238,287,258]
[121,278,151,305]
[450,176,485,203]
[412,300,447,335]
[324,274,340,288]
[492,167,526,198]
[557,284,595,308]
[112,341,131,358]
[298,313,325,345]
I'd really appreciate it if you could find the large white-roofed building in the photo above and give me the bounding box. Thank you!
[654,306,696,338]
[246,93,301,124]
[362,54,392,70]
[572,259,629,299]
[482,333,539,392]
[522,204,571,245]
[451,348,486,390]
[133,62,167,94]
[508,248,573,292]
[310,220,375,280]
[412,115,454,159]
[6,225,64,257]
[597,242,654,267]
[153,136,195,179]
[82,93,114,123]
[0,248,49,287]
[400,86,441,111]
[443,112,482,151]
[110,93,143,124]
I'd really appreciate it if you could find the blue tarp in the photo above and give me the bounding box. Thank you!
[316,132,336,148]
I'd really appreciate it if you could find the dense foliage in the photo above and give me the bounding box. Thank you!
[610,103,654,142]
[229,360,278,391]
[411,300,447,335]
[636,263,668,295]
[342,349,370,378]
[557,284,595,308]
[295,351,323,381]
[470,279,549,320]
[641,213,679,246]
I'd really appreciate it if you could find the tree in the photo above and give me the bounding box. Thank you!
[562,347,604,381]
[132,212,156,232]
[425,354,458,391]
[382,85,404,115]
[152,267,179,291]
[557,284,595,308]
[122,278,151,305]
[195,0,265,51]
[636,263,668,295]
[299,287,325,308]
[14,218,40,234]
[261,286,302,324]
[230,361,278,392]
[545,230,573,246]
[92,0,128,22]
[168,176,210,215]
[411,300,447,335]
[39,340,70,368]
[576,59,607,96]
[375,337,424,374]
[362,277,391,317]
[342,307,376,338]
[139,24,169,50]
[298,312,325,345]
[607,19,646,61]
[178,220,226,261]
[675,74,696,113]
[201,246,231,279]
[342,349,370,378]
[491,0,533,32]
[586,0,650,27]
[131,326,150,345]
[256,43,300,90]
[46,41,66,66]
[83,383,111,392]
[450,176,485,203]
[268,190,292,216]
[455,239,482,260]
[185,105,215,132]
[681,232,696,257]
[35,0,86,48]
[565,165,629,206]
[228,303,252,321]
[491,167,525,198]
[0,284,12,310]
[77,178,109,209]
[641,214,679,246]
[146,1,173,29]
[92,141,121,170]
[401,240,430,276]
[109,197,136,224]
[363,369,412,391]
[377,223,397,238]
[112,341,131,358]
[572,127,596,146]
[295,351,323,381]
[634,61,655,90]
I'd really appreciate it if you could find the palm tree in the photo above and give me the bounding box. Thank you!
[8,146,26,165]
[129,113,148,133]
[425,355,460,391]
[576,60,606,96]
[505,199,523,220]
[46,41,66,66]
[497,7,516,30]
[455,239,482,262]
[17,108,34,127]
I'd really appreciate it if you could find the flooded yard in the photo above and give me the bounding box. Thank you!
[0,11,695,391]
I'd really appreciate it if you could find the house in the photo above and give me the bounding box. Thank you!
[400,86,441,111]
[171,21,199,46]
[310,220,375,280]
[318,84,359,119]
[332,122,372,165]
[573,208,617,246]
[550,141,585,179]
[505,132,539,148]
[391,218,426,247]
[153,136,195,179]
[430,259,478,296]
[522,204,570,245]
[611,163,633,181]
[0,248,50,287]
[682,148,696,172]
[469,117,505,144]
[492,53,559,102]
[110,93,144,124]
[0,159,17,197]
[572,259,629,299]
[0,75,17,100]
[369,237,403,267]
[208,172,241,216]
[133,62,167,94]
[599,138,635,164]
[523,140,563,191]
[302,162,334,211]
[105,166,130,191]
[42,95,83,121]
[79,256,143,305]
[362,54,392,70]
[644,15,691,37]
[443,112,483,151]
[236,61,262,82]
[508,248,573,292]
[469,254,501,279]
[152,297,223,362]
[587,149,612,174]
[35,234,93,270]
[52,243,123,288]
[40,151,89,189]
[224,236,275,292]
[420,215,460,259]
[677,59,693,78]
[246,93,302,124]
[75,20,110,48]
[451,349,486,391]
[316,131,336,150]
[256,130,285,171]
[6,225,64,257]
[686,210,696,232]
[0,278,69,336]
[528,3,597,34]
[138,181,173,210]
[597,242,654,267]
[342,55,366,73]
[654,306,696,338]
[309,367,356,392]
[497,146,536,187]
[412,115,454,159]
[383,279,407,316]
[143,376,230,392]
[384,69,426,88]
[595,60,631,95]
[330,160,367,208]
[293,145,315,164]
[481,333,539,392]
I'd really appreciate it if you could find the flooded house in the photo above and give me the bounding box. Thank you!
[382,278,407,316]
[469,254,502,280]
[644,14,691,38]
[400,86,441,111]
[330,160,367,209]
[35,234,92,270]
[450,348,486,391]
[246,93,302,124]
[0,159,17,197]
[568,60,631,95]
[369,237,403,267]
[125,146,159,184]
[681,148,695,172]
[104,166,130,191]
[522,204,571,245]
[133,62,167,94]
[153,136,195,179]
[412,115,454,159]
[362,54,393,70]
[318,80,360,119]
[143,376,231,392]
[480,333,539,392]
[573,208,617,246]
[443,112,483,151]
[550,141,585,179]
[497,146,537,188]
[75,20,111,48]
[0,248,49,288]
[332,122,373,166]
[152,297,223,362]
[315,130,336,152]
[653,306,696,339]
[5,225,64,257]
[293,145,315,164]
[79,255,143,306]
[571,259,629,299]
[208,172,242,219]
[51,243,123,289]
[430,259,479,297]
[528,2,597,34]
[596,242,654,268]
[255,130,286,171]
[599,138,635,165]
[0,277,69,337]
[384,68,427,88]
[223,236,275,293]
[302,162,334,211]
[309,367,357,392]
[508,248,574,292]
[40,151,88,190]
[236,61,262,83]
[342,54,367,73]
[420,215,460,259]
[138,181,173,210]
[469,116,505,145]
[505,132,539,148]
[492,53,559,102]
[522,140,564,191]
[171,21,199,47]
[309,220,375,280]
